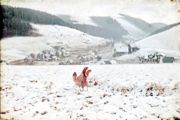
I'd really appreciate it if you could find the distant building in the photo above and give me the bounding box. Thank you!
[162,57,174,63]
[113,43,128,57]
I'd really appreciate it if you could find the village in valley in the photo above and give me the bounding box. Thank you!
[9,46,180,65]
[4,40,180,65]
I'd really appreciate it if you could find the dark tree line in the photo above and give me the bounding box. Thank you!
[1,5,68,38]
[3,15,32,37]
[2,5,32,37]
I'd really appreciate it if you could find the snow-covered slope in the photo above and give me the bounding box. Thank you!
[57,14,169,42]
[1,0,179,42]
[134,25,180,56]
[1,65,180,120]
[1,24,109,62]
[113,14,165,41]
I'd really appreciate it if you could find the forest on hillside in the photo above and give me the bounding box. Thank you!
[1,5,68,38]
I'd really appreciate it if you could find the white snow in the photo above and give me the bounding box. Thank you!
[134,25,180,57]
[70,16,98,26]
[1,64,180,120]
[114,15,150,40]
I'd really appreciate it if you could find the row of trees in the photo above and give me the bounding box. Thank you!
[2,5,68,37]
[3,16,32,37]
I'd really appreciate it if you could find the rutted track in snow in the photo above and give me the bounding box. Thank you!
[1,64,180,120]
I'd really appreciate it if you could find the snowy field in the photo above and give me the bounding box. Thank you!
[1,64,180,120]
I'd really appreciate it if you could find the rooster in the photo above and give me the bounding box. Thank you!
[73,67,91,91]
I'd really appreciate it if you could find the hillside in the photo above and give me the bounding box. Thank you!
[134,25,180,56]
[2,0,179,40]
[69,15,166,42]
[2,5,68,37]
[1,24,111,63]
[1,5,170,42]
[1,2,179,42]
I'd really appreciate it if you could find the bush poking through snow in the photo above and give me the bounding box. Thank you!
[145,82,165,96]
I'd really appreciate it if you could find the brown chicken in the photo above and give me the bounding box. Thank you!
[73,67,91,91]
